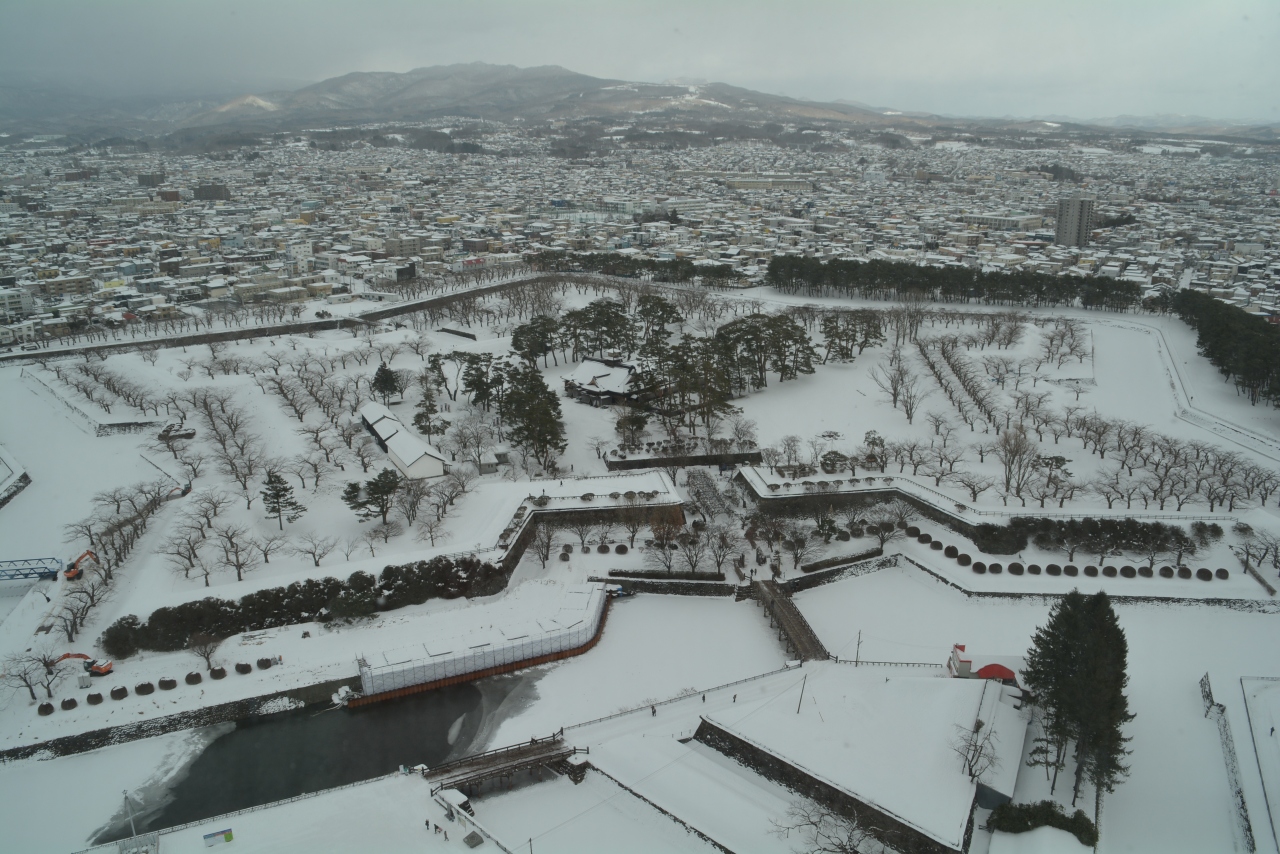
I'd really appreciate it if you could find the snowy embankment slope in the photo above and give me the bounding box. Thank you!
[0,725,222,854]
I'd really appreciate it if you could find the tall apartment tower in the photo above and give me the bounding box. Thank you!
[1055,195,1095,247]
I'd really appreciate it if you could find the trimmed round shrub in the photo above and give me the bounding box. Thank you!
[1139,566,1153,578]
[580,493,595,502]
[609,492,621,499]
[849,527,864,538]
[1102,566,1117,578]
[136,682,155,695]
[87,692,103,705]
[562,543,573,553]
[257,658,274,670]
[235,663,252,674]
[185,672,202,685]
[1028,564,1042,575]
[1178,567,1193,579]
[836,530,851,542]
[558,552,570,562]
[61,698,77,711]
[1159,566,1174,578]
[957,554,972,566]
[906,526,920,537]
[944,545,958,558]
[1084,565,1098,577]
[989,563,1003,574]
[930,540,943,550]
[38,703,53,716]
[159,678,177,691]
[1120,566,1137,579]
[210,667,227,680]
[1064,565,1078,577]
[1216,568,1229,580]
[917,533,932,544]
[1047,564,1062,577]
[615,544,628,554]
[110,686,128,701]
[1008,563,1024,576]
[973,562,987,574]
[1196,568,1213,582]
[597,544,610,554]
[896,520,909,530]
[668,542,679,551]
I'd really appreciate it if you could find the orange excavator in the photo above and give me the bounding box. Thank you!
[64,550,98,581]
[55,653,113,676]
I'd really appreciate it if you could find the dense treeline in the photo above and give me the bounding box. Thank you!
[1172,289,1280,407]
[1024,591,1133,828]
[527,251,743,283]
[767,256,1144,311]
[100,555,506,659]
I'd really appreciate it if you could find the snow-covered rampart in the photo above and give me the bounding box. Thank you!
[356,583,608,699]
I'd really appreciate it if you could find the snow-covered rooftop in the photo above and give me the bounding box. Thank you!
[703,663,1028,850]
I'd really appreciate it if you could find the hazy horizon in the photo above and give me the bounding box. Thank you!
[1,0,1277,124]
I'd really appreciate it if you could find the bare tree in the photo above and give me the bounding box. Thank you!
[248,531,290,564]
[530,521,558,567]
[620,496,648,548]
[215,524,261,581]
[770,800,889,854]
[160,531,205,580]
[953,471,996,502]
[293,532,339,567]
[188,633,223,671]
[678,531,708,574]
[952,718,1001,783]
[898,374,931,425]
[371,520,404,544]
[647,517,682,573]
[32,648,71,699]
[395,479,432,525]
[565,517,595,550]
[782,527,818,570]
[413,516,445,548]
[1,653,42,702]
[706,524,739,575]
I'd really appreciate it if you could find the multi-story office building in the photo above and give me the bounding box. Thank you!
[1055,195,1096,247]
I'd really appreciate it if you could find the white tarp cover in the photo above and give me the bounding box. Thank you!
[359,583,607,695]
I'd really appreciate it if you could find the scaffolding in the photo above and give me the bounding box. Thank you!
[356,584,608,699]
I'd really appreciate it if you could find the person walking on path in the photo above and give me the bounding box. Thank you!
[651,704,656,716]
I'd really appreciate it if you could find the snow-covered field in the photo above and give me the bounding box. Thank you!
[0,284,1278,853]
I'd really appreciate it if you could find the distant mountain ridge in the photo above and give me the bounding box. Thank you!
[177,62,904,130]
[1,62,1276,142]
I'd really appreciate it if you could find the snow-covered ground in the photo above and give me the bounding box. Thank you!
[1,287,1278,853]
[794,564,1280,853]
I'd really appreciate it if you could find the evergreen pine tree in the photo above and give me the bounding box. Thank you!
[341,468,404,524]
[260,471,306,530]
[412,388,440,439]
[1024,590,1133,835]
[502,365,566,470]
[371,362,400,405]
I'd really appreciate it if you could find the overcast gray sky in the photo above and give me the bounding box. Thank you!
[2,0,1276,121]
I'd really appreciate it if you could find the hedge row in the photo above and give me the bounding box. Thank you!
[101,555,506,659]
[987,800,1098,848]
[607,569,726,581]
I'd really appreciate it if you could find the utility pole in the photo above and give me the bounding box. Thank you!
[855,630,862,667]
[796,674,807,714]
